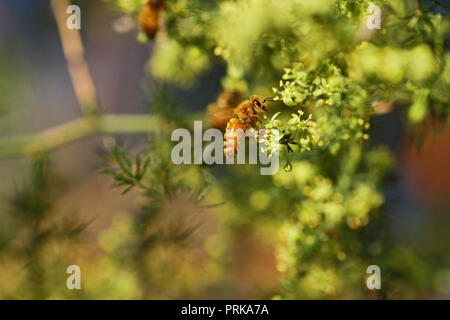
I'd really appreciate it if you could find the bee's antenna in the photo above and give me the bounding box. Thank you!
[263,96,276,102]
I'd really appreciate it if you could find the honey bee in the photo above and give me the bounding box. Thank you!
[139,0,166,38]
[224,95,273,159]
[207,90,242,130]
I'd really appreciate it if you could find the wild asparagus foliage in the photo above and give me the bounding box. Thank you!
[0,158,90,299]
[2,0,442,299]
[99,0,450,298]
[102,146,151,194]
[105,0,448,150]
[98,92,216,298]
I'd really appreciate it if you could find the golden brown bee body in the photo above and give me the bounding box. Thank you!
[224,96,269,159]
[139,0,165,38]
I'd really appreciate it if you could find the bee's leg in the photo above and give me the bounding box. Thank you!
[250,114,259,123]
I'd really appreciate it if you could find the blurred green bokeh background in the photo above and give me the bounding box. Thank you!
[0,0,449,299]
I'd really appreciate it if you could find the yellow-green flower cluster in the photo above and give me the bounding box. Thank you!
[265,62,372,156]
[103,0,144,13]
[150,39,210,88]
[273,145,393,298]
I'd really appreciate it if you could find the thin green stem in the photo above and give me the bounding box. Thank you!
[0,114,158,157]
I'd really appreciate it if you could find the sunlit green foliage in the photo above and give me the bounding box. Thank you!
[125,0,447,299]
[0,0,448,299]
[0,158,90,299]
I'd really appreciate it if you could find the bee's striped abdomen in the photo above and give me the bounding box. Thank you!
[224,118,247,159]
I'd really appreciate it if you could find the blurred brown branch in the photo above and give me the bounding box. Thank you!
[0,1,162,159]
[50,0,99,116]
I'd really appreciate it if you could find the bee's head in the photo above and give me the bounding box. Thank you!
[250,96,268,113]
